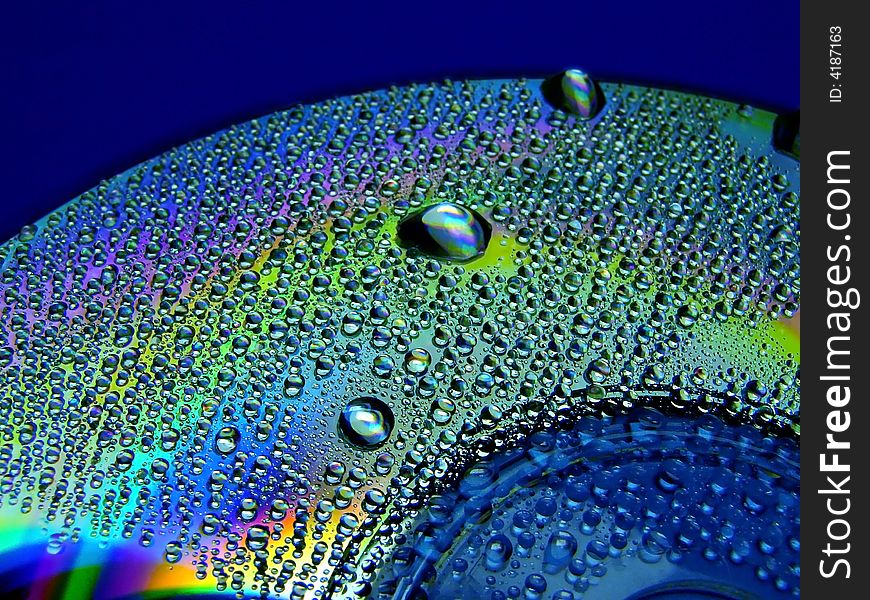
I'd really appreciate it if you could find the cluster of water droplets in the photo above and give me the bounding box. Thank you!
[364,408,799,599]
[0,70,798,599]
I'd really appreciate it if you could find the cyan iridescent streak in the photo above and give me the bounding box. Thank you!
[0,77,799,599]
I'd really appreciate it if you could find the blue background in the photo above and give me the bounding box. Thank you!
[0,1,798,243]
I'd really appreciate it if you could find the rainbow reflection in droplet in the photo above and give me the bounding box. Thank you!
[338,397,395,448]
[541,68,603,119]
[398,202,491,262]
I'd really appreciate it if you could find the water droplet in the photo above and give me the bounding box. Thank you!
[772,111,800,158]
[484,533,513,571]
[398,202,491,262]
[404,348,432,375]
[165,541,182,564]
[214,426,240,455]
[541,68,604,119]
[338,397,395,448]
[246,525,270,551]
[542,531,578,574]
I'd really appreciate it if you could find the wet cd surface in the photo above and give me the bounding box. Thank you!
[0,71,799,599]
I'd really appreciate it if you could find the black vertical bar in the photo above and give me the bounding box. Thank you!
[802,0,870,596]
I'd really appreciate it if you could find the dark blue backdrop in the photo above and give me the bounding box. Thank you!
[1,1,798,243]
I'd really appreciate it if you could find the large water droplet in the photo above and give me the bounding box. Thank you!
[541,68,604,119]
[772,110,800,158]
[246,525,269,551]
[338,397,395,448]
[404,347,432,375]
[214,426,240,455]
[484,533,513,571]
[542,530,578,574]
[398,202,491,262]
